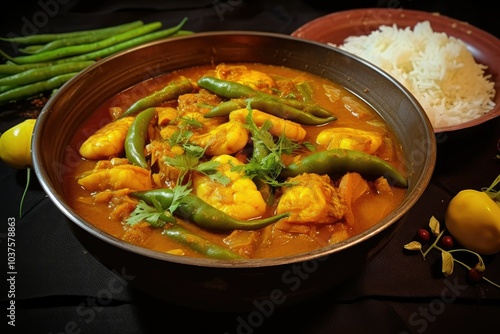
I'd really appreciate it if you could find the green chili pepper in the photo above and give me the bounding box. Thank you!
[199,76,335,120]
[277,97,333,118]
[246,96,335,125]
[297,81,313,103]
[124,107,156,168]
[120,77,194,118]
[132,188,290,231]
[205,97,334,125]
[251,139,275,205]
[280,148,408,188]
[205,99,245,117]
[162,225,244,260]
[197,76,258,98]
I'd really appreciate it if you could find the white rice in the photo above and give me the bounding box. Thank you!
[335,21,496,128]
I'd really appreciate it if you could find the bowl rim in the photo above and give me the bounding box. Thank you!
[32,30,436,268]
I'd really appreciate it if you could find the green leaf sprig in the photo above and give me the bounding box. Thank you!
[404,216,500,289]
[164,129,230,186]
[232,104,300,187]
[166,129,192,148]
[126,183,191,227]
[177,116,204,130]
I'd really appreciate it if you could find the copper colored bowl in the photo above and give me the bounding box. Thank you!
[32,31,436,311]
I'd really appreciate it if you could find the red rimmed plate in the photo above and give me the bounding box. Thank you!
[292,8,500,133]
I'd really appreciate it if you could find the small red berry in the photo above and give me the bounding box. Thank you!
[440,236,454,249]
[467,268,484,283]
[417,229,430,243]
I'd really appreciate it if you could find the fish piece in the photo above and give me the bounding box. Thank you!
[79,117,135,160]
[193,154,266,220]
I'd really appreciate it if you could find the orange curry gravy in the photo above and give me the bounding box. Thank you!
[63,63,407,259]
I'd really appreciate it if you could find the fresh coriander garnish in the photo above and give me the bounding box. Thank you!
[126,197,175,227]
[195,160,231,185]
[164,140,230,185]
[178,116,204,129]
[167,129,192,148]
[126,184,191,227]
[233,104,300,187]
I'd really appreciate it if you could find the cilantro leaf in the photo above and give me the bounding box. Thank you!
[237,104,300,187]
[126,198,175,228]
[178,116,204,129]
[164,136,229,185]
[167,129,192,148]
[126,185,192,228]
[195,160,231,186]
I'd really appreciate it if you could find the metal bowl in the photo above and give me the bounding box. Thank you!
[32,31,436,312]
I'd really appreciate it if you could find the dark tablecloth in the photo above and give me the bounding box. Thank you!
[1,1,499,333]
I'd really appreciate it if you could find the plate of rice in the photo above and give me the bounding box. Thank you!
[292,8,500,133]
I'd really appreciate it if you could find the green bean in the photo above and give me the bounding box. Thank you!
[19,45,44,54]
[132,188,290,231]
[170,30,195,37]
[0,72,77,106]
[0,86,12,94]
[125,107,157,168]
[51,17,189,65]
[18,21,145,54]
[0,61,94,87]
[3,22,162,64]
[280,148,408,188]
[162,225,244,260]
[120,77,194,118]
[0,20,190,106]
[0,62,53,75]
[0,20,145,45]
